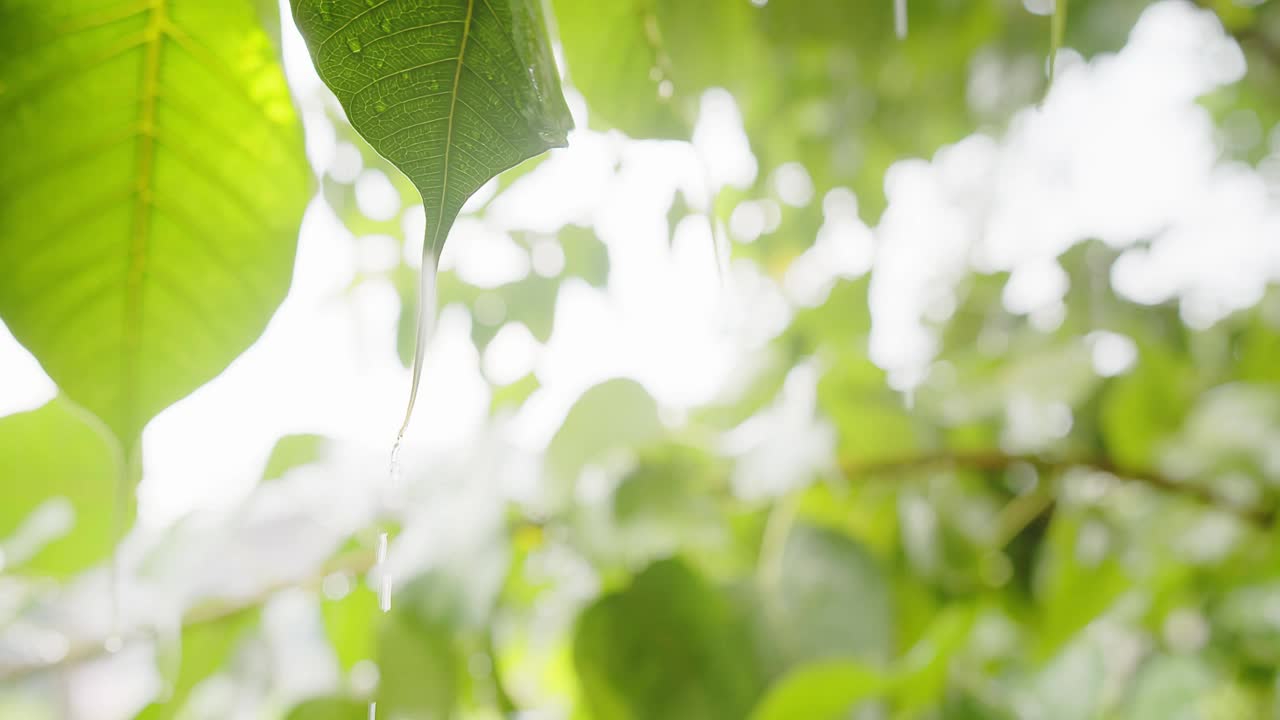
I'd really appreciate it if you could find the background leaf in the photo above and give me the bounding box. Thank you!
[0,397,120,578]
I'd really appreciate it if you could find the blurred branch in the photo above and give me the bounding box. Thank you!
[5,451,1270,681]
[0,547,376,683]
[841,450,1275,527]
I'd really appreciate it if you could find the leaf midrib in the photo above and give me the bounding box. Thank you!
[432,0,476,255]
[122,0,166,442]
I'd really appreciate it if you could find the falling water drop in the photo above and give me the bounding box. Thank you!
[894,0,908,39]
[347,36,363,53]
[369,702,377,720]
[104,635,123,654]
[376,532,391,612]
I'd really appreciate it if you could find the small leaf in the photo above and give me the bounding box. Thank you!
[291,0,573,432]
[574,558,763,720]
[261,433,327,482]
[285,698,366,720]
[748,662,887,720]
[320,575,378,672]
[0,398,122,578]
[136,608,260,720]
[0,0,312,448]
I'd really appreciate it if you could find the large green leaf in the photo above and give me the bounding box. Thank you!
[0,397,121,578]
[0,0,311,448]
[574,558,763,720]
[290,0,573,433]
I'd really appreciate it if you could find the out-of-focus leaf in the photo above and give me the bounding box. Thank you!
[0,0,312,448]
[490,372,540,412]
[1123,654,1214,720]
[757,523,892,667]
[0,398,121,578]
[748,662,887,720]
[1034,512,1129,656]
[136,607,260,720]
[321,577,378,672]
[261,433,326,482]
[556,225,610,287]
[375,610,460,720]
[1100,342,1198,471]
[546,379,663,485]
[285,698,366,720]
[574,558,763,720]
[552,0,762,139]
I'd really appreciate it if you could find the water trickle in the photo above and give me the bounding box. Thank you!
[347,36,363,53]
[376,531,391,612]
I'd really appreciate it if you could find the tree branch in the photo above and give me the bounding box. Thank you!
[841,450,1274,527]
[3,451,1270,681]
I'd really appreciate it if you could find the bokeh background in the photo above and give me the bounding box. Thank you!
[6,0,1280,718]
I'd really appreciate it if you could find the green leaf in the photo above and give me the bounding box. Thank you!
[0,398,122,578]
[1035,512,1129,656]
[0,0,312,448]
[748,662,887,720]
[285,698,366,720]
[376,609,460,720]
[320,576,379,672]
[758,524,893,667]
[1100,342,1198,471]
[553,0,765,139]
[1123,654,1214,720]
[546,379,663,488]
[291,0,572,436]
[136,607,260,720]
[261,433,327,482]
[574,558,763,720]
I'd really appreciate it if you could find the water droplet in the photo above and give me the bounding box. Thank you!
[104,635,123,653]
[380,18,392,32]
[401,71,410,80]
[365,0,376,6]
[347,36,362,53]
[376,532,391,612]
[657,79,674,99]
[538,129,562,144]
[375,100,387,113]
[648,66,663,82]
